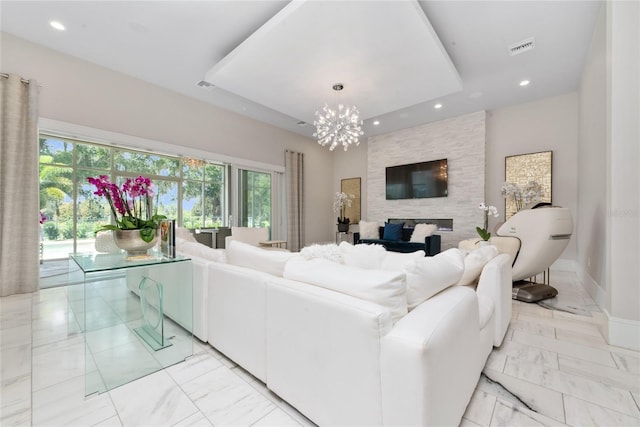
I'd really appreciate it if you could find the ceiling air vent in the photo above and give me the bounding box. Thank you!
[196,80,215,90]
[509,37,535,56]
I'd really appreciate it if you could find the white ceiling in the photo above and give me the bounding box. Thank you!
[0,0,602,139]
[205,1,462,124]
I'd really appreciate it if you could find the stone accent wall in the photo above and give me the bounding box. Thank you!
[367,111,486,250]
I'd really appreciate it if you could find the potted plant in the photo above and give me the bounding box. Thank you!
[333,191,354,232]
[476,203,499,243]
[87,175,166,255]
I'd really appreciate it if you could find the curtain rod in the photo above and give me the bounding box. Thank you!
[0,73,32,84]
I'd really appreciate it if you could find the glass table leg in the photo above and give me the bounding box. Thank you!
[134,276,173,351]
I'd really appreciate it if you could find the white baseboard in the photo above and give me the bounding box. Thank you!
[605,310,640,351]
[575,263,640,351]
[576,264,608,309]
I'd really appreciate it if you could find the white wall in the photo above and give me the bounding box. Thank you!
[367,111,486,250]
[1,32,335,245]
[486,93,579,263]
[577,4,608,308]
[604,0,640,348]
[578,1,639,350]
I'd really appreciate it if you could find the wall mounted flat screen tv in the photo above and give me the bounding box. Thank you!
[386,159,448,200]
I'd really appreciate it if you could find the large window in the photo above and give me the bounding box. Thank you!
[39,135,227,260]
[182,159,225,228]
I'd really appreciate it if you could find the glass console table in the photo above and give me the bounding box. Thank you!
[68,252,193,396]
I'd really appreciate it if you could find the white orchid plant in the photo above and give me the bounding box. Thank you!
[333,192,354,224]
[477,203,499,241]
[501,181,543,212]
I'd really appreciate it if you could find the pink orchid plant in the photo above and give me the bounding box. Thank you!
[87,175,166,242]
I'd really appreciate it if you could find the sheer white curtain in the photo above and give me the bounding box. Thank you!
[284,150,304,252]
[0,74,40,296]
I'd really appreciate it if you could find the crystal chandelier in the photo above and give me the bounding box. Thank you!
[313,83,364,151]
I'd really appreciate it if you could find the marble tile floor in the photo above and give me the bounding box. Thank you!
[1,269,639,426]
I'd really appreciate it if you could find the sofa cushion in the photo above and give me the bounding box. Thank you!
[383,222,404,241]
[359,221,379,239]
[226,240,296,277]
[409,223,438,243]
[283,256,408,323]
[175,226,197,243]
[179,240,227,263]
[404,248,465,310]
[381,250,426,271]
[300,243,344,264]
[339,242,387,269]
[456,245,499,286]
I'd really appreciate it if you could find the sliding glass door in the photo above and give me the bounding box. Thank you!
[238,169,271,231]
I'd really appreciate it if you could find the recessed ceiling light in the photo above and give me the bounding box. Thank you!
[373,120,380,126]
[50,21,66,31]
[434,103,443,109]
[519,80,530,87]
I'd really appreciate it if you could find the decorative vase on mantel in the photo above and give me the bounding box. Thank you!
[113,229,158,257]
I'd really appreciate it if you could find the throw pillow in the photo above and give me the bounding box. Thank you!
[283,257,408,324]
[359,221,379,239]
[383,222,404,240]
[339,241,387,269]
[404,248,465,310]
[226,240,295,277]
[409,223,438,243]
[456,245,499,286]
[300,243,344,264]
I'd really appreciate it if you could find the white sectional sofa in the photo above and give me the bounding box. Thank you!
[177,238,512,426]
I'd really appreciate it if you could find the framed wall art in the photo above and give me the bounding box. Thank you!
[340,177,361,224]
[504,151,552,219]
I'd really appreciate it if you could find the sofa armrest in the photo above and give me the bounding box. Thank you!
[266,277,393,426]
[380,286,482,426]
[424,235,441,256]
[207,262,271,382]
[476,253,513,346]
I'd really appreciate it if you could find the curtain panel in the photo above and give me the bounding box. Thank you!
[0,74,40,296]
[284,150,304,252]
